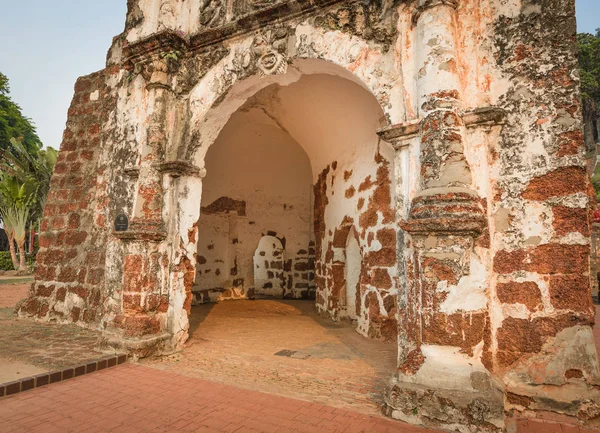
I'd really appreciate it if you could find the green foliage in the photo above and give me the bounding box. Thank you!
[592,163,600,202]
[578,29,600,106]
[0,251,34,271]
[0,72,9,96]
[162,50,181,61]
[1,206,29,245]
[1,138,57,223]
[0,72,42,155]
[0,173,37,210]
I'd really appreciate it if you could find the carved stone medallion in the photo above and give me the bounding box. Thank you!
[252,28,289,76]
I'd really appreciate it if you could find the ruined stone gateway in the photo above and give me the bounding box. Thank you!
[17,0,600,430]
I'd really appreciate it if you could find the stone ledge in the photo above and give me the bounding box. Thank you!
[377,107,507,148]
[153,160,206,178]
[400,216,487,237]
[98,332,171,359]
[124,166,140,178]
[0,354,127,399]
[114,218,167,242]
[123,31,189,68]
[113,229,167,242]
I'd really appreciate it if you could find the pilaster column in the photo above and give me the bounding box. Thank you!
[105,58,175,355]
[130,58,171,238]
[408,0,485,233]
[380,1,504,430]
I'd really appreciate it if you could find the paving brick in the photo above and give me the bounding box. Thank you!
[0,364,435,432]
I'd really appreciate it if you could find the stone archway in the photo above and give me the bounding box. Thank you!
[254,236,286,298]
[19,0,600,429]
[162,35,400,349]
[176,65,396,343]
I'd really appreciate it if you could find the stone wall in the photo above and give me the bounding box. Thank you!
[193,105,314,302]
[488,0,600,421]
[314,148,398,342]
[17,68,119,327]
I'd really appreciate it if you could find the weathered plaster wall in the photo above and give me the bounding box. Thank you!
[486,0,600,421]
[193,106,313,302]
[189,71,398,340]
[223,74,398,341]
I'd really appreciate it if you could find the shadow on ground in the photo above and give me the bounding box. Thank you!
[0,282,106,383]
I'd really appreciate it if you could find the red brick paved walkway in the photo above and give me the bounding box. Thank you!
[0,363,431,433]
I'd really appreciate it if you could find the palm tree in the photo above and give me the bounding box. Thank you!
[0,137,57,261]
[0,174,35,273]
[0,206,28,271]
[0,199,19,270]
[1,137,57,222]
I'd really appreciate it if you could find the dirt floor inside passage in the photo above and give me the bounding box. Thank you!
[141,300,397,416]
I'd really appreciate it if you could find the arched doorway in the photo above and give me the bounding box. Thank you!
[253,235,285,298]
[193,93,314,304]
[188,68,398,342]
[174,69,399,412]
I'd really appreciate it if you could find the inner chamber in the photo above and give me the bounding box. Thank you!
[192,73,396,339]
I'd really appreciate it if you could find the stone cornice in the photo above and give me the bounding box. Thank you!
[377,119,421,146]
[153,160,207,178]
[123,31,188,69]
[462,107,507,128]
[189,0,345,51]
[122,0,349,66]
[377,107,507,149]
[124,166,140,178]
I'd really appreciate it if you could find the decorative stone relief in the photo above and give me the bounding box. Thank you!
[252,27,290,76]
[313,0,396,51]
[199,0,226,28]
[159,0,179,30]
[176,46,230,94]
[233,0,281,18]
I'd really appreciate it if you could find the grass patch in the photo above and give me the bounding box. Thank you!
[0,277,33,285]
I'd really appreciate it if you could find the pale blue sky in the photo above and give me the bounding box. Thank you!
[0,0,598,149]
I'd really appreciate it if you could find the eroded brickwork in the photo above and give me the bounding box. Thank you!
[314,151,398,342]
[18,69,119,327]
[16,0,600,430]
[488,0,600,422]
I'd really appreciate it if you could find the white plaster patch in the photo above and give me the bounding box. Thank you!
[521,202,550,241]
[405,345,490,390]
[439,255,488,314]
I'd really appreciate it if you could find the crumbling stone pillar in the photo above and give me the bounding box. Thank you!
[105,57,174,354]
[488,0,600,425]
[381,0,504,430]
